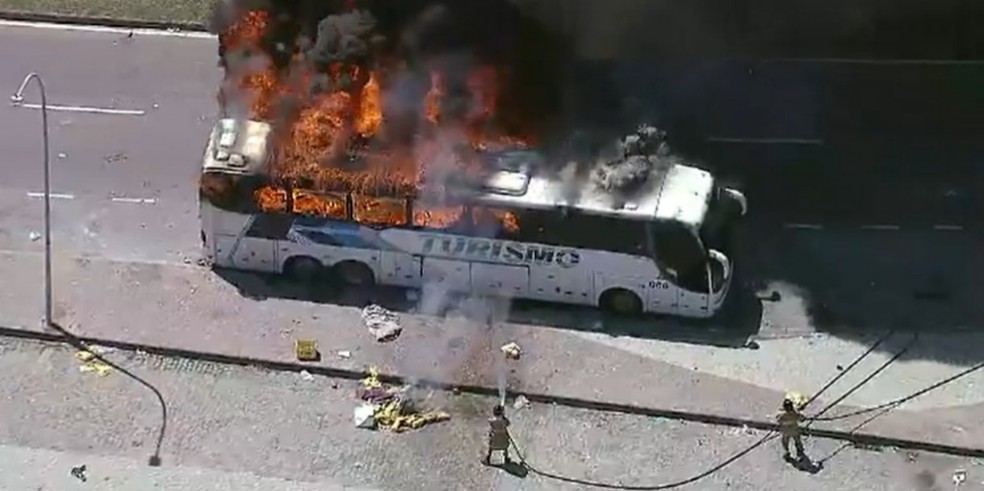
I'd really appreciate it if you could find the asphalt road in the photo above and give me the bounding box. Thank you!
[1,336,980,491]
[0,24,217,263]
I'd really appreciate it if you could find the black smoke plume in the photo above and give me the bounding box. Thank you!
[211,0,574,143]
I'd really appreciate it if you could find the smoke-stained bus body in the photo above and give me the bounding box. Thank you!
[199,119,747,318]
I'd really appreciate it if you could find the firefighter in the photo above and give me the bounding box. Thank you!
[482,404,512,466]
[777,398,807,460]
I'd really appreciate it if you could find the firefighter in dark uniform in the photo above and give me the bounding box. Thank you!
[483,404,512,465]
[777,398,806,460]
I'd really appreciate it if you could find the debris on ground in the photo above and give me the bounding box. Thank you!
[71,464,87,482]
[29,231,40,242]
[298,370,314,381]
[353,367,450,432]
[512,395,529,410]
[361,305,402,342]
[75,351,112,376]
[500,342,522,360]
[338,350,352,359]
[294,339,319,362]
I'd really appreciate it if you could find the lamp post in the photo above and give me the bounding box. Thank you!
[10,73,53,329]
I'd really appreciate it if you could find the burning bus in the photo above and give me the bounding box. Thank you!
[199,117,746,317]
[199,3,746,317]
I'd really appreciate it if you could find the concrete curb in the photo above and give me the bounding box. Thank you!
[2,324,983,459]
[0,10,208,32]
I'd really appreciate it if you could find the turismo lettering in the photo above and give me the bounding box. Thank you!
[421,236,581,268]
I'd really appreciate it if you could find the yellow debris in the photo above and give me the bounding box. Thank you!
[358,367,449,432]
[361,367,382,389]
[75,351,112,376]
[294,339,319,362]
[374,399,450,433]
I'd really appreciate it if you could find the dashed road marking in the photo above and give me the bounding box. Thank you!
[783,223,823,230]
[111,197,157,204]
[0,19,215,39]
[707,137,824,145]
[26,192,74,200]
[12,102,145,116]
[860,224,902,231]
[933,225,964,231]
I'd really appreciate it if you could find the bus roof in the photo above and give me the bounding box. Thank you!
[202,118,714,228]
[203,119,272,176]
[467,151,715,227]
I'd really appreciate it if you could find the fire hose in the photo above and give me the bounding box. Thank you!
[498,330,937,489]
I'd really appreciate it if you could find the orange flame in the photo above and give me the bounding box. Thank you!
[217,9,534,229]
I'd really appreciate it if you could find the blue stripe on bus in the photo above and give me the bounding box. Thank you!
[291,221,401,252]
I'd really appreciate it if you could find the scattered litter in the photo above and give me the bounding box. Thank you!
[354,403,377,429]
[954,469,966,486]
[731,424,753,436]
[58,153,67,159]
[298,370,314,381]
[512,395,529,410]
[338,350,352,359]
[28,231,41,242]
[75,351,112,376]
[500,342,522,360]
[294,339,319,362]
[361,305,402,342]
[353,367,450,432]
[70,464,87,482]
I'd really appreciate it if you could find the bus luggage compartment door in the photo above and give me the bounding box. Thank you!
[421,258,471,292]
[471,263,530,297]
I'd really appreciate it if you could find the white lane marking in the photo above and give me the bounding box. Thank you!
[26,192,74,200]
[707,137,824,145]
[765,57,984,66]
[111,197,157,204]
[0,19,215,39]
[783,223,823,230]
[860,224,901,231]
[12,102,145,116]
[933,225,964,231]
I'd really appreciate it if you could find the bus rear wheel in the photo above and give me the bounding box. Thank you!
[332,261,375,287]
[284,256,324,283]
[600,288,643,316]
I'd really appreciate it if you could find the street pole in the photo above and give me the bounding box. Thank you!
[10,73,53,328]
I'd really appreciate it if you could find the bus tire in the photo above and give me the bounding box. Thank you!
[284,256,324,283]
[331,261,375,287]
[600,288,643,316]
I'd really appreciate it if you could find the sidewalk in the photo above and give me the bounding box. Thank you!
[1,250,982,452]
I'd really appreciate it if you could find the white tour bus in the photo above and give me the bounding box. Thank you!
[199,119,747,318]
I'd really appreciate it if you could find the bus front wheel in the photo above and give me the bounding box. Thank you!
[332,261,375,287]
[600,288,643,316]
[284,256,324,283]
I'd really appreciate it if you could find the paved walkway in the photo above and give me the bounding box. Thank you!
[0,250,982,451]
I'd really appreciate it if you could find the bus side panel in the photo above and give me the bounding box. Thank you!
[589,253,657,310]
[200,202,252,267]
[529,263,594,306]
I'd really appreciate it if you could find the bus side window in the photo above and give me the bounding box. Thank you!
[651,223,707,292]
[470,207,522,240]
[564,212,647,255]
[512,209,563,245]
[246,214,293,240]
